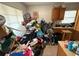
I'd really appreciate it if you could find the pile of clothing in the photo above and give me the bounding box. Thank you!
[9,18,59,56]
[9,37,44,56]
[10,43,33,56]
[8,12,59,56]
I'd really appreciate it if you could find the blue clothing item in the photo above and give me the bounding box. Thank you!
[10,51,24,56]
[68,41,73,51]
[36,30,44,37]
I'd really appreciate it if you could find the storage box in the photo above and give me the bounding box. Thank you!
[0,26,8,39]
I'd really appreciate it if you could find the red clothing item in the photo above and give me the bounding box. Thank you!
[37,38,43,44]
[23,48,32,56]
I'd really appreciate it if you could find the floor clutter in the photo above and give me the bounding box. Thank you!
[0,12,60,56]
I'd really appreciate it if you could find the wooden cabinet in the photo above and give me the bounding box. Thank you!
[76,16,79,31]
[74,10,79,31]
[59,8,66,20]
[72,9,79,40]
[52,6,66,21]
[61,30,72,41]
[52,7,60,20]
[57,41,76,56]
[57,43,66,56]
[53,27,72,41]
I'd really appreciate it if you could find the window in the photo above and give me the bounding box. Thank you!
[0,3,26,36]
[61,10,77,24]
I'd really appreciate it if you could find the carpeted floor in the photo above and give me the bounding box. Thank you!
[42,45,58,56]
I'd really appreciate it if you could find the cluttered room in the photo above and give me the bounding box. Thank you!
[0,2,79,56]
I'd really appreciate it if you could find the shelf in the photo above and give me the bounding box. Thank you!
[53,27,74,30]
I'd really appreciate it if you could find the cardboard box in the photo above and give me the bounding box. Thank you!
[0,26,8,39]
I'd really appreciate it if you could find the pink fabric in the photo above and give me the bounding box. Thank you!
[24,49,32,56]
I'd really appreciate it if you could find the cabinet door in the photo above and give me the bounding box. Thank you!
[75,16,79,31]
[52,7,66,21]
[73,10,79,40]
[52,7,60,20]
[59,8,66,20]
[74,10,79,31]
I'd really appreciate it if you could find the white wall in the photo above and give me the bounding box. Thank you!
[26,3,79,23]
[26,5,53,23]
